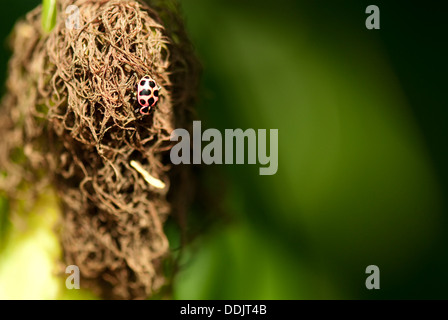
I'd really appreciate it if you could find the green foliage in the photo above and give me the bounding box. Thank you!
[41,0,57,33]
[173,0,443,299]
[0,197,10,250]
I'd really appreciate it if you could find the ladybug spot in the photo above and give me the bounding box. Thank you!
[149,81,156,88]
[140,80,146,86]
[140,106,150,114]
[153,90,159,97]
[139,99,146,106]
[144,76,150,79]
[139,89,151,96]
[148,97,155,106]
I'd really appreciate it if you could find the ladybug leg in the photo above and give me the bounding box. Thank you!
[130,92,142,116]
[130,92,138,114]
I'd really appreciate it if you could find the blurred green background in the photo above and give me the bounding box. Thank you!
[0,0,447,299]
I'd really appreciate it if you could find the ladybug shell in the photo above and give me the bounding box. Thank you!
[137,75,160,114]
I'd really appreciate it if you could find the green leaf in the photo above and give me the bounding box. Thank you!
[41,0,57,33]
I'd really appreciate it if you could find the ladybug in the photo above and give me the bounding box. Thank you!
[135,75,160,115]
